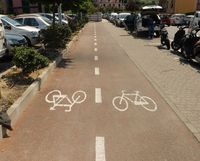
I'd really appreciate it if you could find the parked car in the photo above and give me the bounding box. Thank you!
[116,12,130,27]
[5,32,27,55]
[109,12,118,24]
[184,15,194,26]
[135,6,161,37]
[15,14,51,30]
[0,15,40,46]
[170,14,186,26]
[0,19,6,58]
[40,13,68,25]
[189,11,200,32]
[159,14,171,26]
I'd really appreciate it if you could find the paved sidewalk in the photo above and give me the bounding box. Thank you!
[103,21,200,141]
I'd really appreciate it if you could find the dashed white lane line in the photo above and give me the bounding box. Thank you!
[94,48,98,52]
[94,56,98,61]
[96,137,106,161]
[94,39,97,41]
[94,42,97,46]
[95,88,102,103]
[95,67,100,75]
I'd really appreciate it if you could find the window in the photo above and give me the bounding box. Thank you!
[24,18,39,27]
[15,18,23,24]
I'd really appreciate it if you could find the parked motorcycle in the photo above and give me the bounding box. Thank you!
[194,40,200,63]
[171,26,187,51]
[181,27,200,60]
[160,24,170,50]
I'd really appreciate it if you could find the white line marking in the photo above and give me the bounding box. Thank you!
[94,35,97,38]
[94,56,98,61]
[94,42,97,46]
[94,39,97,41]
[95,88,102,103]
[94,48,98,52]
[96,137,106,161]
[95,67,100,75]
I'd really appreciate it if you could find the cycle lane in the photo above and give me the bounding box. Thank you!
[92,21,200,161]
[0,23,99,161]
[0,21,199,161]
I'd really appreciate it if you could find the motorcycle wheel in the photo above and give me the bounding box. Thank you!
[181,46,190,59]
[171,41,180,51]
[166,39,170,50]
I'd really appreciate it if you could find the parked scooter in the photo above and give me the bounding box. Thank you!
[160,24,170,50]
[181,27,200,59]
[171,26,187,51]
[194,40,200,63]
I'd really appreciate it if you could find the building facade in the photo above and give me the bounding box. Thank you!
[1,0,40,14]
[94,0,127,9]
[159,0,197,14]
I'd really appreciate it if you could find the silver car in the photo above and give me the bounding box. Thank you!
[15,15,51,30]
[5,32,27,55]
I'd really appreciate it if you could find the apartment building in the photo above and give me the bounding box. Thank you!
[1,0,40,14]
[159,0,197,13]
[94,0,126,9]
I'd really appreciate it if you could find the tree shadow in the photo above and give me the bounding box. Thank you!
[57,58,74,69]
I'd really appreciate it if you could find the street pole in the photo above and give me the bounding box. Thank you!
[58,3,62,25]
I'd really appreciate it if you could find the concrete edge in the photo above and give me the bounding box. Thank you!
[0,27,83,139]
[126,52,200,142]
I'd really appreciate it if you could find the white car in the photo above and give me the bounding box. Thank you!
[0,19,6,58]
[135,7,161,36]
[170,14,186,26]
[116,13,130,27]
[184,15,194,25]
[0,15,40,46]
[15,14,51,30]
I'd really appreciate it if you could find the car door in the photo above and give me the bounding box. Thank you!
[24,18,39,28]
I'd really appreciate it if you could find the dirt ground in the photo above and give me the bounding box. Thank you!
[0,67,45,111]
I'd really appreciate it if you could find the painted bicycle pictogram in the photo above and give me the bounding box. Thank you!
[45,90,87,112]
[112,90,157,112]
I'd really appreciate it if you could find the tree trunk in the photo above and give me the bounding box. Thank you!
[52,2,56,29]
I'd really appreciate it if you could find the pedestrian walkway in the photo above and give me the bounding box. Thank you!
[104,21,200,141]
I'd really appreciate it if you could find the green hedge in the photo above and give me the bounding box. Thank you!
[12,47,49,75]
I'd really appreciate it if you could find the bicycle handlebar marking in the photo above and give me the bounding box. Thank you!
[112,90,157,112]
[45,90,87,112]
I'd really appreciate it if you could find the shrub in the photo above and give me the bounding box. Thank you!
[12,47,49,75]
[40,24,72,49]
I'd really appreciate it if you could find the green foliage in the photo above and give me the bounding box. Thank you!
[12,47,49,75]
[40,24,72,49]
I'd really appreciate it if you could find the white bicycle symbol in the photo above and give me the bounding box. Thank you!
[112,90,157,112]
[45,90,87,112]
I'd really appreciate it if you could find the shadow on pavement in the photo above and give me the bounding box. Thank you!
[57,58,74,68]
[0,57,13,74]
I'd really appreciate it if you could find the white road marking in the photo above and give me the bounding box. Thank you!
[95,67,100,75]
[95,88,102,103]
[45,90,87,112]
[94,42,97,46]
[94,48,98,52]
[94,39,97,41]
[94,35,97,38]
[96,137,106,161]
[94,56,98,61]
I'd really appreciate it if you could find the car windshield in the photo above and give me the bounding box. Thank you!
[41,16,52,24]
[2,16,22,26]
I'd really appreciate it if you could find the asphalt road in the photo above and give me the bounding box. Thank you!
[0,21,200,161]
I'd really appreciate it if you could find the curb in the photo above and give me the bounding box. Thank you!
[0,27,83,139]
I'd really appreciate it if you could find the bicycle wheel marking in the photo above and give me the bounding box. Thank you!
[45,90,87,112]
[112,90,158,112]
